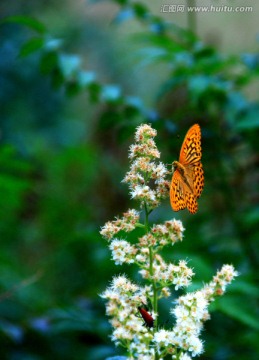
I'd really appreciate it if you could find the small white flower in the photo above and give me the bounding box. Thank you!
[179,353,192,360]
[153,329,173,346]
[135,124,157,142]
[100,209,140,240]
[173,305,189,322]
[111,275,137,292]
[118,308,132,322]
[170,219,185,240]
[100,221,120,240]
[187,335,204,356]
[100,288,119,301]
[126,318,144,333]
[109,239,136,265]
[131,185,156,201]
[111,275,127,290]
[139,269,149,279]
[161,287,171,297]
[135,253,148,263]
[112,326,133,342]
[173,275,190,290]
[153,162,167,180]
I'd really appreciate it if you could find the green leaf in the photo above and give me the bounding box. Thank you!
[66,81,81,97]
[133,3,149,18]
[19,37,45,57]
[40,51,58,74]
[51,68,64,89]
[1,15,46,34]
[113,0,129,5]
[133,33,184,53]
[88,82,101,103]
[216,297,259,330]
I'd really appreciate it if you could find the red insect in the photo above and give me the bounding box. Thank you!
[137,306,154,328]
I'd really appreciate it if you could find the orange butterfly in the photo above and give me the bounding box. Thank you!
[170,124,204,214]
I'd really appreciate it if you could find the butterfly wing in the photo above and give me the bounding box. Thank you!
[170,169,198,213]
[170,169,187,212]
[193,163,204,198]
[179,124,204,199]
[179,124,202,165]
[186,188,198,214]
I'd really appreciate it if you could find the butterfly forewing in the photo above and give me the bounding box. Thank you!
[179,124,202,165]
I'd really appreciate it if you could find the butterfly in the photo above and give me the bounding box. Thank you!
[170,124,204,214]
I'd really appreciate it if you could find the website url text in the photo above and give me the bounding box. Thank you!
[160,5,253,13]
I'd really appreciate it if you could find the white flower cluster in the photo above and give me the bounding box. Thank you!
[101,198,185,273]
[100,124,238,359]
[138,257,194,292]
[101,213,186,289]
[151,219,185,245]
[102,265,237,359]
[109,239,137,265]
[101,276,155,358]
[100,209,140,241]
[137,219,184,249]
[153,264,238,358]
[122,124,169,209]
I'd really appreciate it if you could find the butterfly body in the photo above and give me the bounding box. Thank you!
[170,124,204,214]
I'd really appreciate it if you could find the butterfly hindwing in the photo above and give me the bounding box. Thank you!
[186,192,198,214]
[193,163,204,198]
[170,169,187,211]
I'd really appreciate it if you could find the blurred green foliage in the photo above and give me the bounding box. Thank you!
[0,0,259,359]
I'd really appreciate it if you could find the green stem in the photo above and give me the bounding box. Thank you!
[176,350,182,360]
[186,0,197,33]
[144,202,159,360]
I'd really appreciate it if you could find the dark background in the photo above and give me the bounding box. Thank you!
[0,0,259,359]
